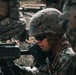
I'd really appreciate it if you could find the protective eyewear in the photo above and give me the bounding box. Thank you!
[34,34,46,41]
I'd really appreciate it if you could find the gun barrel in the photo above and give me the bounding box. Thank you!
[21,50,31,55]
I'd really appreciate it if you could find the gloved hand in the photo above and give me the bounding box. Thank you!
[25,67,40,75]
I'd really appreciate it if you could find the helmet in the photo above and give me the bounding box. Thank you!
[30,8,62,36]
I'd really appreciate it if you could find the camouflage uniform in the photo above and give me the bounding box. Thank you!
[0,0,26,41]
[29,8,76,75]
[60,0,76,51]
[28,45,76,75]
[51,44,76,75]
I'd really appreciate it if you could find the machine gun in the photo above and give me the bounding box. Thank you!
[0,43,48,75]
[0,43,31,75]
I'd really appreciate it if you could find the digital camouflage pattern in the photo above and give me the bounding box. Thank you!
[51,46,76,75]
[0,0,26,41]
[0,18,26,40]
[61,0,76,51]
[30,8,62,36]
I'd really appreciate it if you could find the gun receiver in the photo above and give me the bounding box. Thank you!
[0,43,20,59]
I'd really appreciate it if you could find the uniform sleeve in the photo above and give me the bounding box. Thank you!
[56,56,76,75]
[66,56,76,75]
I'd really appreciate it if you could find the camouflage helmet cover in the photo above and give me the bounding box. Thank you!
[30,8,62,36]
